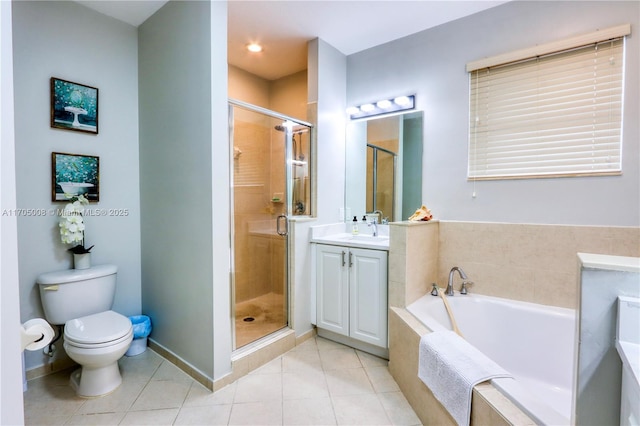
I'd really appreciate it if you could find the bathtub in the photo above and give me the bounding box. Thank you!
[407,292,576,426]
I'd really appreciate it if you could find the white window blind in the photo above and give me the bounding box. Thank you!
[468,34,626,180]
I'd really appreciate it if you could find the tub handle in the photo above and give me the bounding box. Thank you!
[431,283,439,296]
[460,281,473,295]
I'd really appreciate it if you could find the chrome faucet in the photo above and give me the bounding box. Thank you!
[446,266,468,296]
[373,210,383,223]
[367,220,378,237]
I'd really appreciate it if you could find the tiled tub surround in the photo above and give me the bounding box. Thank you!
[387,220,640,425]
[390,220,640,310]
[389,308,535,425]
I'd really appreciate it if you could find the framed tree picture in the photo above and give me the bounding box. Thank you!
[50,77,99,134]
[52,152,100,202]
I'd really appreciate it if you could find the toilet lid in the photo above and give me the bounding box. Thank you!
[65,310,133,345]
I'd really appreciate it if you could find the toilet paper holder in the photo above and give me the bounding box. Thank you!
[21,319,55,352]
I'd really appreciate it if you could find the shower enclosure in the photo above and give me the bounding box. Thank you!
[229,100,312,349]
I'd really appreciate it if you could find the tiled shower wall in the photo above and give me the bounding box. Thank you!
[389,221,640,309]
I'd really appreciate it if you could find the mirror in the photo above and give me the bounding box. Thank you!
[345,111,423,223]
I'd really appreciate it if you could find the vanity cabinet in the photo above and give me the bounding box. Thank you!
[316,244,388,349]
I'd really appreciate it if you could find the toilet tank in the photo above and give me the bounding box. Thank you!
[37,264,118,325]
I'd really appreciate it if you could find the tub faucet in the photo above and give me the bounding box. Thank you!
[446,266,468,296]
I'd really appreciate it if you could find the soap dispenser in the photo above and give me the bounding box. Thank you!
[352,216,359,235]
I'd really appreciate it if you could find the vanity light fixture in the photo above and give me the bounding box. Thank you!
[360,103,376,112]
[347,94,415,119]
[394,96,412,106]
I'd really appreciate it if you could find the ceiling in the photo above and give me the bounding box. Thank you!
[78,0,507,81]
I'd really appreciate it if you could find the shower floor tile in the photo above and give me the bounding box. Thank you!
[23,337,422,425]
[235,292,287,348]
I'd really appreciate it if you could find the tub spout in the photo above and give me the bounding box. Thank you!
[446,267,468,296]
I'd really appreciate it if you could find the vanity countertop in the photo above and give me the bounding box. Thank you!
[310,222,390,250]
[311,232,389,250]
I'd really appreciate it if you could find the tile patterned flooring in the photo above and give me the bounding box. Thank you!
[23,336,422,425]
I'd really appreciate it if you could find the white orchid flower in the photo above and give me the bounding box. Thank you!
[59,194,91,249]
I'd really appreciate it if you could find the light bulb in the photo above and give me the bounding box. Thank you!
[346,106,360,115]
[376,100,392,109]
[360,103,375,112]
[394,96,411,106]
[246,43,263,53]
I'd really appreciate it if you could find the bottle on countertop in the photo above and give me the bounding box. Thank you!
[352,216,359,235]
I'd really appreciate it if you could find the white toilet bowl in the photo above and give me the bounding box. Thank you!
[63,310,133,397]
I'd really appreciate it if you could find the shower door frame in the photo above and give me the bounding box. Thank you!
[366,143,397,221]
[228,98,313,351]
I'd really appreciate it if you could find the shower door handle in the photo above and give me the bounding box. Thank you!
[276,214,288,236]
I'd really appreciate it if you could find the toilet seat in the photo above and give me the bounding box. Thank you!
[65,310,133,348]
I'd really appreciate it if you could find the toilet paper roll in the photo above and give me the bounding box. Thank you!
[21,318,55,352]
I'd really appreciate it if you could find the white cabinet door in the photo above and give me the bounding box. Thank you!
[316,244,349,337]
[349,248,388,347]
[316,244,389,349]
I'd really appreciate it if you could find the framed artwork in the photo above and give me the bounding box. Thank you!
[52,152,100,202]
[50,77,99,134]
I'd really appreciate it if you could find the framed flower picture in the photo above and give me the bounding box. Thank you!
[50,77,99,134]
[52,152,100,202]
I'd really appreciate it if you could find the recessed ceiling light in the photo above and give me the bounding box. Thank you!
[246,43,263,53]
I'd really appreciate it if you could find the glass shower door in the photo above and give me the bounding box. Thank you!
[229,101,311,349]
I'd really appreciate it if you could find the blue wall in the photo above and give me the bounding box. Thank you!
[12,0,141,372]
[347,1,640,226]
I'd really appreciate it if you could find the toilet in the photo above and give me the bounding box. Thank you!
[37,264,133,397]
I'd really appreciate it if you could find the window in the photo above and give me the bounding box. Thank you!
[467,25,629,180]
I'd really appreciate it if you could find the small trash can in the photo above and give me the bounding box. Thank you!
[126,315,152,357]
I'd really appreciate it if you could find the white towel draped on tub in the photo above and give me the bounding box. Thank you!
[418,330,512,426]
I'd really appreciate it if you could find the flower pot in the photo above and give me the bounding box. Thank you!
[73,253,91,270]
